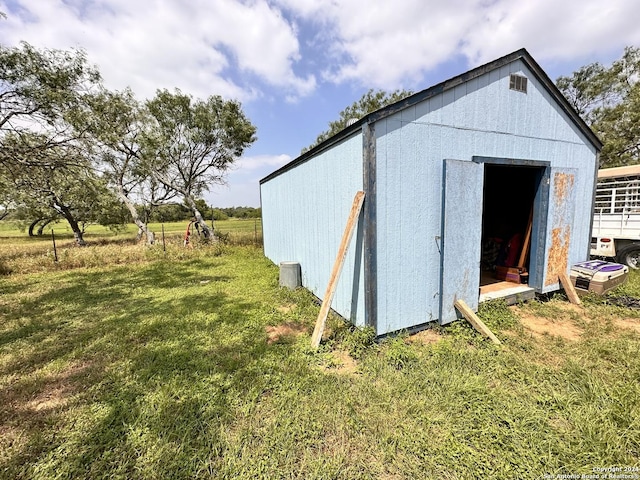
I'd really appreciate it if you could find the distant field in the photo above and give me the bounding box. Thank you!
[0,218,262,247]
[0,222,639,479]
[0,218,261,238]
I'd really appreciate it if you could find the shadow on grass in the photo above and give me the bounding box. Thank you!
[0,256,299,478]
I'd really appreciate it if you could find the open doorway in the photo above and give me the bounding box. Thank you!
[480,164,541,292]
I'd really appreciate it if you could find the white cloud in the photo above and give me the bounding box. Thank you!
[275,0,640,89]
[275,0,484,88]
[461,0,640,65]
[0,0,314,100]
[234,154,292,173]
[3,0,638,99]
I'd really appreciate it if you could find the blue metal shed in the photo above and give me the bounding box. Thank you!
[260,49,602,337]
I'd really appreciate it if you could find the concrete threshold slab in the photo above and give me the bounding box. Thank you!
[479,283,535,305]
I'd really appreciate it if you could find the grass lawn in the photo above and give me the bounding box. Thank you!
[0,222,639,479]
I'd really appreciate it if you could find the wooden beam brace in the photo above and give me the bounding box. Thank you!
[558,271,582,306]
[311,191,366,349]
[454,299,502,345]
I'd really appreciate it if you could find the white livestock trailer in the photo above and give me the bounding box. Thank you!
[591,165,640,268]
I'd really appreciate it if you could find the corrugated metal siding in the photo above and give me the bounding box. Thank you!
[374,60,597,335]
[261,133,366,326]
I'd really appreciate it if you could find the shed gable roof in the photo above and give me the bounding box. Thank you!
[261,48,602,184]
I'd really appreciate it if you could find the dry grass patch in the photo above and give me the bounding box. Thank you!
[265,322,308,344]
[515,309,583,341]
[3,361,91,417]
[611,317,640,334]
[405,328,442,345]
[321,350,359,375]
[276,303,296,314]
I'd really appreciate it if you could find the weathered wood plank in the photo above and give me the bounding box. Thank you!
[518,208,533,270]
[454,299,502,345]
[559,271,582,306]
[311,191,366,349]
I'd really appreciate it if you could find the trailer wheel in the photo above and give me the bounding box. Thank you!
[616,244,640,269]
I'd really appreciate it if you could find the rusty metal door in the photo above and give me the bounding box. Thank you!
[542,167,578,292]
[439,159,484,324]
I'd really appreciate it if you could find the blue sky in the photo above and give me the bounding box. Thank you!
[1,0,639,207]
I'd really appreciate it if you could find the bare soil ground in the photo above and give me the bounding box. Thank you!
[513,307,584,341]
[510,301,640,340]
[265,321,308,344]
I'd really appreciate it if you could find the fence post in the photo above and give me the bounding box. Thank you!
[51,229,58,262]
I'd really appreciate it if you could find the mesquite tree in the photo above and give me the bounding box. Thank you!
[80,88,175,244]
[0,42,115,244]
[0,42,101,170]
[2,133,126,244]
[556,46,640,167]
[144,89,256,240]
[303,88,413,152]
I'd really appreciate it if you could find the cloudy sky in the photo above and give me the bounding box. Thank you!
[1,0,639,207]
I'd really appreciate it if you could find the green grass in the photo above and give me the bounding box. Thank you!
[1,224,639,478]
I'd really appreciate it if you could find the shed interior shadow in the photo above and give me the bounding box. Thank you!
[480,164,539,287]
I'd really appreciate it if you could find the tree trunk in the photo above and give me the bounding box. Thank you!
[116,187,155,245]
[28,218,42,237]
[184,194,214,241]
[56,204,86,246]
[37,218,54,236]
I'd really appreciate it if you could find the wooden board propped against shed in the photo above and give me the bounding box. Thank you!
[559,271,582,306]
[454,299,501,345]
[311,191,365,349]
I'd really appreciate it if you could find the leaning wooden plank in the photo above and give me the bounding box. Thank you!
[517,207,534,270]
[454,299,502,345]
[558,271,582,306]
[310,191,366,349]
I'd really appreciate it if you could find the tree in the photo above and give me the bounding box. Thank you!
[303,88,414,152]
[0,42,101,171]
[0,133,124,245]
[144,89,256,240]
[79,88,175,244]
[557,46,640,167]
[0,42,110,244]
[2,133,126,245]
[150,203,191,223]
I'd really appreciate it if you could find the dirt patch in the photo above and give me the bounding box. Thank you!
[0,361,92,419]
[22,361,90,413]
[405,328,442,345]
[322,350,358,375]
[0,424,25,452]
[612,317,640,334]
[25,385,71,412]
[265,322,307,344]
[515,309,583,341]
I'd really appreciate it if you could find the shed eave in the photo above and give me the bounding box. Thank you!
[259,123,364,185]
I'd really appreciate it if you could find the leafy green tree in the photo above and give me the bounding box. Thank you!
[150,203,191,223]
[0,42,101,170]
[2,133,126,244]
[557,46,640,167]
[303,88,413,152]
[79,88,175,244]
[212,208,229,221]
[0,42,112,243]
[144,89,257,240]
